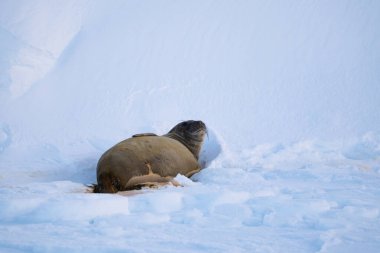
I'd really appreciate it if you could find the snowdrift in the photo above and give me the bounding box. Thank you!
[1,0,380,150]
[1,1,380,252]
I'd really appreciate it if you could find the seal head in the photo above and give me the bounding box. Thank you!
[164,120,207,160]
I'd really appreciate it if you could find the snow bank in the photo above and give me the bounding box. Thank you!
[0,0,88,98]
[1,0,380,153]
[1,1,380,252]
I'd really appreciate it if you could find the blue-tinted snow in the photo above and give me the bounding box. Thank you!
[0,1,380,252]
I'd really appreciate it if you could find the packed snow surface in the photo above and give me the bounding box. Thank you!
[1,1,380,252]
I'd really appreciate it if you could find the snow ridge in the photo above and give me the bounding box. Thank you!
[1,1,380,252]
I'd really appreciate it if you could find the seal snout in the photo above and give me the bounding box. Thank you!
[190,120,207,139]
[194,120,207,135]
[190,120,206,129]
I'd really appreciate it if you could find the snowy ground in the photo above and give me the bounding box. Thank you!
[1,133,379,253]
[1,1,380,252]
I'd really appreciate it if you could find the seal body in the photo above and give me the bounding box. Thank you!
[95,120,207,193]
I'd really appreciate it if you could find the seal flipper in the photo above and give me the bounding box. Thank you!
[86,184,97,193]
[126,178,183,190]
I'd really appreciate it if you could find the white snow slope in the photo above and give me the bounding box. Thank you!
[1,1,380,252]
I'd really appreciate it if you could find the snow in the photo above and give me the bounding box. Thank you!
[1,141,380,252]
[1,1,380,252]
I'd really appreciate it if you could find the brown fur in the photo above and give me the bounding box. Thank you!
[94,120,207,193]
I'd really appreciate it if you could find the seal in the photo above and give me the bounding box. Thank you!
[94,120,207,193]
